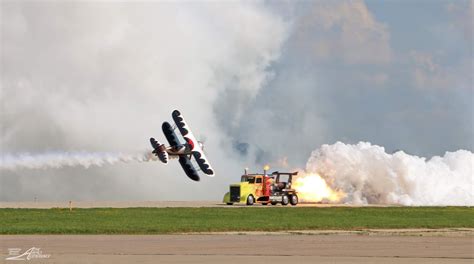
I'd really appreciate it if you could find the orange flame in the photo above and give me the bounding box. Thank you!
[293,173,345,203]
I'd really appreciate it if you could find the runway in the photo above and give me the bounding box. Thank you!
[0,200,394,208]
[1,233,472,264]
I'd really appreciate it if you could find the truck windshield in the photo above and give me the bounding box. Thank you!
[241,176,255,183]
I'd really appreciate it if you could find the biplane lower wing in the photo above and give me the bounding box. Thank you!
[162,122,180,146]
[178,156,200,181]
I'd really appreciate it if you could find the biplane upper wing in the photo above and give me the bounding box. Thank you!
[172,110,215,177]
[190,150,214,176]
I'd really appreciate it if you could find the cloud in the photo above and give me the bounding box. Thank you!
[214,0,472,169]
[359,72,389,86]
[214,0,395,167]
[292,0,392,64]
[410,50,471,91]
[446,0,473,42]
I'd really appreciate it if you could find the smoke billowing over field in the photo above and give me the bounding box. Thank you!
[295,142,473,206]
[1,1,472,204]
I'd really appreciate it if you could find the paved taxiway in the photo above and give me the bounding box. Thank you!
[1,233,472,264]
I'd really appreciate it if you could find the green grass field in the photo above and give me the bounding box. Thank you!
[1,207,472,234]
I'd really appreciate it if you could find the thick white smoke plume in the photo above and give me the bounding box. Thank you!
[306,142,474,206]
[0,2,288,201]
[0,151,154,171]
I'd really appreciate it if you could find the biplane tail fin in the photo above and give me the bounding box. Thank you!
[150,138,169,164]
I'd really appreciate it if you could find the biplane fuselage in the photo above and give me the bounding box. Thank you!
[165,145,192,156]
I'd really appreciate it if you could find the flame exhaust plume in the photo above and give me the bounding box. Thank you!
[293,173,345,203]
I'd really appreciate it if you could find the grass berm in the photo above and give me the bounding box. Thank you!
[1,206,472,234]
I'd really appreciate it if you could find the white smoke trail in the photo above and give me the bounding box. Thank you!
[0,151,155,171]
[306,142,474,206]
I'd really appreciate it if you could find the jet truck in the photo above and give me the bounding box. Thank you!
[223,169,299,206]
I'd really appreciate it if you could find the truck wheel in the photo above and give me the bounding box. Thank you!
[226,203,233,205]
[271,202,278,205]
[262,203,268,205]
[246,195,255,206]
[281,195,289,206]
[290,195,298,206]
